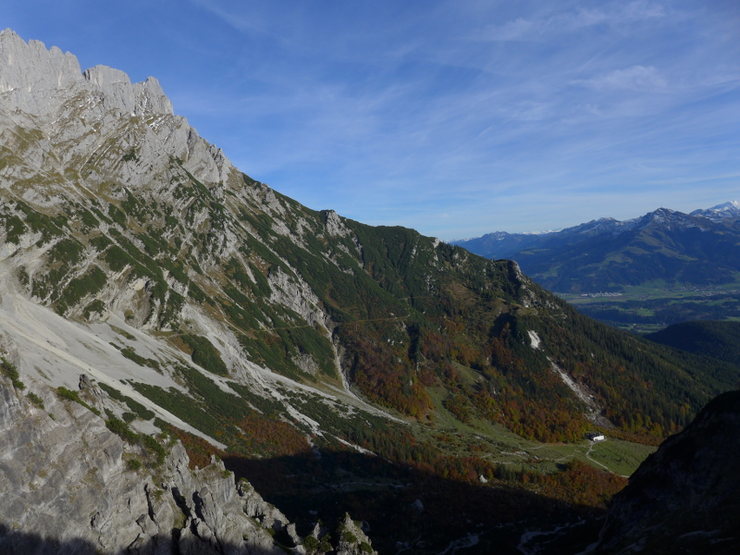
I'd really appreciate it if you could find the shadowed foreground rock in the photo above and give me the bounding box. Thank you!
[595,390,740,554]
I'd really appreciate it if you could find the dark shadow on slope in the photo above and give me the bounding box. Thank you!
[0,523,285,555]
[224,449,607,554]
[0,450,607,555]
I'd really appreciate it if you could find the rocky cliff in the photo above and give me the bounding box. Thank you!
[0,367,375,554]
[0,369,285,553]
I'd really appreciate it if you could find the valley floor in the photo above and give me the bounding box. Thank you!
[560,281,740,333]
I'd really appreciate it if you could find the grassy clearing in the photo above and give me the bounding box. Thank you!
[585,438,656,476]
[419,383,654,476]
[529,438,656,476]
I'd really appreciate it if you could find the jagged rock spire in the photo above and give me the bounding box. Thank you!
[0,28,232,188]
[0,28,172,117]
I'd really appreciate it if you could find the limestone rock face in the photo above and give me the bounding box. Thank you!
[0,29,172,117]
[0,29,81,107]
[0,374,295,554]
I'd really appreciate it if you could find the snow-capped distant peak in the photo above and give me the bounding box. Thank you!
[690,201,740,222]
[708,200,739,211]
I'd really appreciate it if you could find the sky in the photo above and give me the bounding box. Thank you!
[1,0,739,239]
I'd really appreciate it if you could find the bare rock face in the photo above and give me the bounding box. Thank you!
[0,29,81,111]
[595,390,740,554]
[0,373,298,554]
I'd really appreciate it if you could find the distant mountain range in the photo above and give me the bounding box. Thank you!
[453,202,740,293]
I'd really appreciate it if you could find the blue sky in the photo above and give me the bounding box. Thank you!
[2,1,739,239]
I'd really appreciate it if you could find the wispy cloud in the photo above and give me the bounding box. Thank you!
[482,1,667,41]
[578,65,667,92]
[189,0,272,36]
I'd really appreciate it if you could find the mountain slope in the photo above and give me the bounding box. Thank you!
[453,206,740,293]
[1,29,739,552]
[0,371,283,554]
[646,320,740,367]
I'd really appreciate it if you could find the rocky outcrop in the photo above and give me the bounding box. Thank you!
[0,372,305,554]
[595,390,740,554]
[335,514,376,555]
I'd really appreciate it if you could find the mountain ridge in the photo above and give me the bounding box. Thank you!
[646,320,740,367]
[0,23,734,471]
